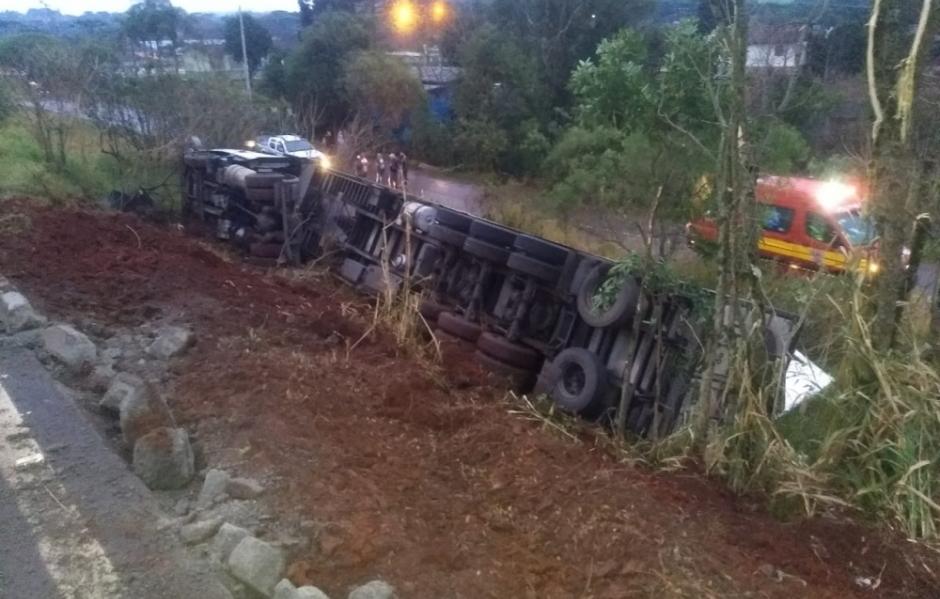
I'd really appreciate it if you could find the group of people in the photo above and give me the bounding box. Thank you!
[355,151,409,190]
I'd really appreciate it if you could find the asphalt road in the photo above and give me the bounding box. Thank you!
[404,167,485,216]
[0,347,230,599]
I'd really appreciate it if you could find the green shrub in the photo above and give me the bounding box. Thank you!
[453,118,509,171]
[0,84,13,125]
[544,126,706,219]
[755,122,811,174]
[0,117,173,203]
[411,111,456,166]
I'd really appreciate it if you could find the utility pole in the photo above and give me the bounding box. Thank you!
[239,7,253,101]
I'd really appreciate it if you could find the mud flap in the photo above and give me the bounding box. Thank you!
[339,258,367,285]
[361,264,403,296]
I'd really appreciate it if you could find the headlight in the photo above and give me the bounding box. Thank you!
[319,156,332,170]
[245,140,256,148]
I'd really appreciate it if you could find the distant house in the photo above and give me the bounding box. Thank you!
[388,46,461,122]
[179,40,240,75]
[747,25,808,72]
[123,38,244,78]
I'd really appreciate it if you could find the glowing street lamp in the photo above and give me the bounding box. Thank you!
[431,0,448,25]
[392,0,418,34]
[390,0,450,35]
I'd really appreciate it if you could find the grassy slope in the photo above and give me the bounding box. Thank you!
[0,116,173,205]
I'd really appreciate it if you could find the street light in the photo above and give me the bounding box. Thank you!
[389,0,450,35]
[392,0,418,34]
[430,0,448,25]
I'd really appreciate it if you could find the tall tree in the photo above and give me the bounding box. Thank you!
[342,50,426,137]
[123,0,181,44]
[697,0,735,33]
[692,0,759,444]
[545,23,718,216]
[866,0,940,348]
[453,24,549,174]
[806,20,867,78]
[490,0,654,104]
[297,0,355,27]
[285,11,370,130]
[0,35,114,169]
[224,14,273,77]
[455,25,545,129]
[260,49,289,99]
[123,0,183,72]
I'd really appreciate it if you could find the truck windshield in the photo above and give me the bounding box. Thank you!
[284,140,313,152]
[835,210,875,247]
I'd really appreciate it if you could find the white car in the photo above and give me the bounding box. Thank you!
[251,135,332,169]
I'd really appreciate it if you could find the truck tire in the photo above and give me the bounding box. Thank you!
[576,264,640,329]
[245,173,285,189]
[434,328,462,343]
[435,208,473,232]
[476,332,542,370]
[507,252,561,283]
[428,224,467,248]
[437,311,482,342]
[463,237,511,265]
[468,220,516,247]
[533,362,562,396]
[249,242,282,259]
[419,298,448,323]
[182,171,199,216]
[549,347,607,414]
[514,234,569,265]
[475,351,536,391]
[183,154,211,169]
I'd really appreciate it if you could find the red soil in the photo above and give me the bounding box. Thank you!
[0,202,936,598]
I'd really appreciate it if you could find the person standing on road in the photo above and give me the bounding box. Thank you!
[375,153,387,185]
[399,150,409,189]
[355,154,369,178]
[388,152,401,189]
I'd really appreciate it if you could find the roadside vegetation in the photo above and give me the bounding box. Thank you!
[0,116,171,203]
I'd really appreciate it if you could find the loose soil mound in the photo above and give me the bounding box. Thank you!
[1,201,937,598]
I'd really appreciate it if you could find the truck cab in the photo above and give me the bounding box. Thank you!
[687,176,878,275]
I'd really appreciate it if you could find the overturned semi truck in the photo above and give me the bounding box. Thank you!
[181,148,799,439]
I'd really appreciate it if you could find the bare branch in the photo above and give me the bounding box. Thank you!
[658,102,717,160]
[867,0,885,144]
[898,0,935,143]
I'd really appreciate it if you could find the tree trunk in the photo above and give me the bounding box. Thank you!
[867,0,938,349]
[694,0,755,444]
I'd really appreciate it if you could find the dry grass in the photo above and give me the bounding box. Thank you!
[809,288,940,539]
[682,276,940,541]
[370,217,443,365]
[0,116,173,204]
[480,184,627,259]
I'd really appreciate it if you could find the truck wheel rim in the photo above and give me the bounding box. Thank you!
[562,363,585,396]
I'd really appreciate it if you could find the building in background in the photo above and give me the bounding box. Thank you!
[747,24,809,72]
[388,45,460,122]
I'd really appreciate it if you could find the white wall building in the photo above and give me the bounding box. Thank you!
[746,25,808,72]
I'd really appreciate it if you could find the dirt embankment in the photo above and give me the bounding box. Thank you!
[0,201,936,599]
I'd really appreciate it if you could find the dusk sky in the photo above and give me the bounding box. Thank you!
[1,0,299,15]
